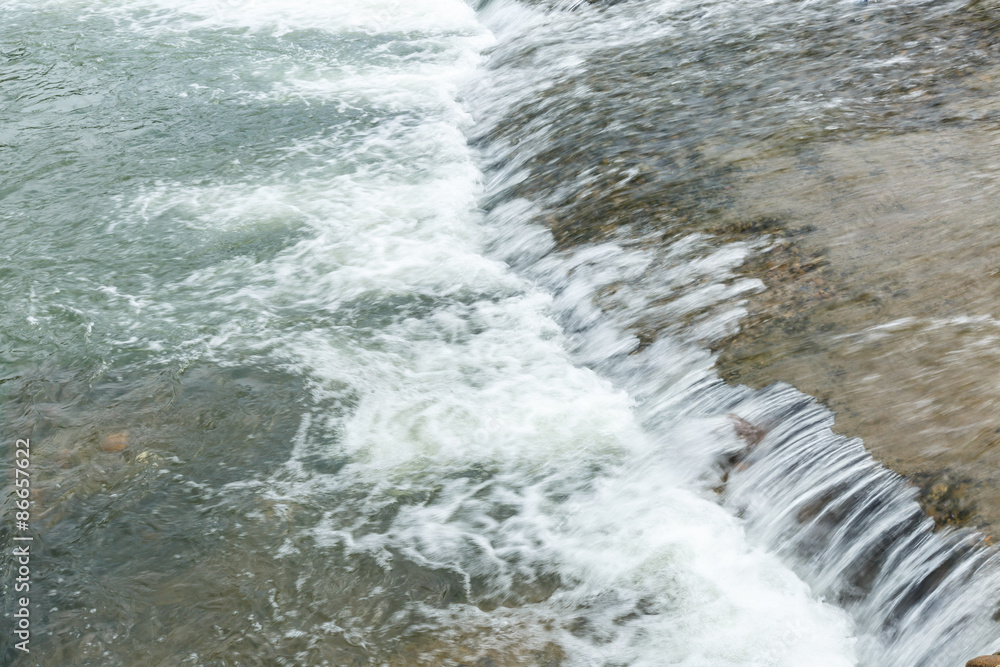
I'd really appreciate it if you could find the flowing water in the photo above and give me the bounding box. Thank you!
[1,0,999,665]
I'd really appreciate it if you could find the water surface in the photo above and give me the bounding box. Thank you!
[2,0,999,665]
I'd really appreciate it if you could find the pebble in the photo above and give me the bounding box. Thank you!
[967,654,1000,667]
[134,451,162,464]
[101,432,128,453]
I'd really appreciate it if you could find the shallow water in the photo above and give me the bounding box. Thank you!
[2,0,999,665]
[717,128,1000,533]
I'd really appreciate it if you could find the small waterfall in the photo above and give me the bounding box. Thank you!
[726,387,1000,667]
[468,0,1000,664]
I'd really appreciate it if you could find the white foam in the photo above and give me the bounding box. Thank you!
[19,0,485,36]
[232,0,862,660]
[550,466,856,666]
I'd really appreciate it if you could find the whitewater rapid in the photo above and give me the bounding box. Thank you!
[4,0,999,665]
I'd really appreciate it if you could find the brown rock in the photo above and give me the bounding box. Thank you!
[967,654,1000,667]
[101,432,128,453]
[728,413,768,447]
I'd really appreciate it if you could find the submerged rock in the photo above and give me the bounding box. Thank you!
[729,413,768,447]
[967,653,1000,667]
[101,431,129,453]
[714,414,771,493]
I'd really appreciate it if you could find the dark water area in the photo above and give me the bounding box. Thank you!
[2,0,1000,665]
